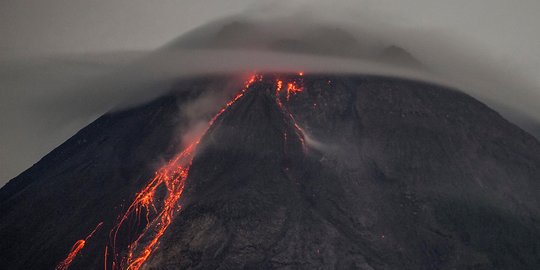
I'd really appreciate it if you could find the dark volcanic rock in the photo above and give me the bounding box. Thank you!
[0,94,183,269]
[1,75,540,270]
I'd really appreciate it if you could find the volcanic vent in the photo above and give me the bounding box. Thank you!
[1,74,540,270]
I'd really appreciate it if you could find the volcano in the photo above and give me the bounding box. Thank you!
[1,74,540,270]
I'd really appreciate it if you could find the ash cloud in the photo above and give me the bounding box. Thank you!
[1,1,540,185]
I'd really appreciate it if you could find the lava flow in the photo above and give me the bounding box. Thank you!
[105,74,260,270]
[56,222,103,270]
[55,73,305,270]
[275,73,307,151]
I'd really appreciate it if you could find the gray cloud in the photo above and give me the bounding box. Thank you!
[1,0,539,186]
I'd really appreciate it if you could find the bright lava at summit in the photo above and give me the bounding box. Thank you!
[56,73,308,270]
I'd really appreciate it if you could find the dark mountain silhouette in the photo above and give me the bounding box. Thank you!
[1,74,540,270]
[166,19,424,70]
[377,45,424,69]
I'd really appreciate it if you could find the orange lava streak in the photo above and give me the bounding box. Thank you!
[274,76,307,151]
[275,76,303,101]
[276,80,283,95]
[210,76,255,126]
[108,74,258,270]
[56,222,104,270]
[286,82,303,99]
[124,167,189,270]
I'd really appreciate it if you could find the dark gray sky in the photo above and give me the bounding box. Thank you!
[1,0,540,186]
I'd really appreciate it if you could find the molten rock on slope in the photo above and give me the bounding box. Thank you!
[1,75,540,270]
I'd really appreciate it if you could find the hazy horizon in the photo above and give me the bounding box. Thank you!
[1,0,540,186]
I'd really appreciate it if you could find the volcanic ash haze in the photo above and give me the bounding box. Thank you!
[1,73,540,270]
[1,4,540,270]
[108,14,540,138]
[3,8,540,187]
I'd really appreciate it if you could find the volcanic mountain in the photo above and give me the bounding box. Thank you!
[1,74,540,270]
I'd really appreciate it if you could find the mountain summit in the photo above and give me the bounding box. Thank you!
[1,74,540,270]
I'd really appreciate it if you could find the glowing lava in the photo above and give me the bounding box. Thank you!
[55,73,305,270]
[106,75,259,270]
[274,75,307,151]
[286,82,303,100]
[56,222,103,270]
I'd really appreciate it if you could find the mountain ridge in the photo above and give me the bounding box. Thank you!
[1,74,539,269]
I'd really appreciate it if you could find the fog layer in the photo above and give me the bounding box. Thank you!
[1,1,539,185]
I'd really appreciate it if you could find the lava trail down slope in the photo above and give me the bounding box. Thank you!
[1,74,540,270]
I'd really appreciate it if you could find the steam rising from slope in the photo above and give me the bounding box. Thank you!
[2,3,540,185]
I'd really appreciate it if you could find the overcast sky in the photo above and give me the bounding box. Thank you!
[1,0,539,186]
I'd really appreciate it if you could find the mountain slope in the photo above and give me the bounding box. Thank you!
[1,74,540,270]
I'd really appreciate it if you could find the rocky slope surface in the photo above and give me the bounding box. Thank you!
[1,75,539,270]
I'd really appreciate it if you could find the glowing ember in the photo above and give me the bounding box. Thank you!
[105,74,258,270]
[276,80,283,95]
[56,222,103,270]
[275,75,304,101]
[286,82,303,100]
